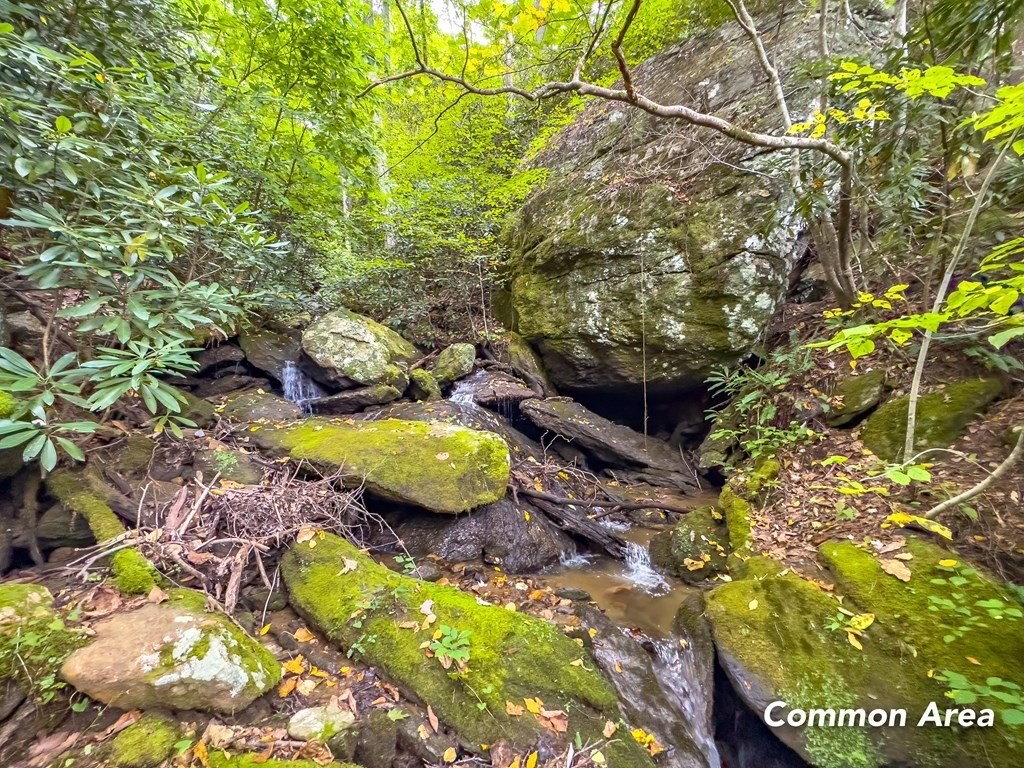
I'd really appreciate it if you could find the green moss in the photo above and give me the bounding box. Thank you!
[109,713,180,768]
[112,549,159,595]
[282,534,654,768]
[194,448,263,485]
[0,584,85,693]
[718,486,752,553]
[860,378,1002,461]
[431,343,475,386]
[256,418,510,514]
[827,371,886,427]
[47,470,126,543]
[649,506,729,582]
[0,390,17,418]
[745,457,781,495]
[115,436,157,477]
[408,369,441,402]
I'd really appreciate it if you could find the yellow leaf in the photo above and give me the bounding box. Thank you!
[193,740,209,768]
[282,655,305,675]
[967,656,981,665]
[613,661,623,673]
[847,631,864,650]
[278,676,297,697]
[570,659,584,667]
[591,751,606,766]
[849,613,875,631]
[506,701,525,716]
[938,559,958,567]
[443,747,457,763]
[885,512,953,540]
[339,558,358,574]
[523,697,544,715]
[294,627,315,643]
[509,758,521,768]
[748,599,759,611]
[259,623,271,636]
[525,752,538,768]
[417,724,430,740]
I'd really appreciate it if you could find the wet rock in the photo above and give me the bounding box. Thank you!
[193,374,273,399]
[61,589,280,713]
[302,308,418,388]
[252,418,509,514]
[521,398,698,488]
[430,343,475,386]
[827,369,886,427]
[196,344,245,375]
[108,712,181,768]
[577,605,711,768]
[860,377,1002,461]
[391,497,572,572]
[394,713,458,763]
[288,705,356,741]
[11,504,93,550]
[649,506,729,583]
[222,389,303,422]
[239,328,301,380]
[497,331,553,396]
[354,710,398,768]
[283,534,655,768]
[707,540,1024,768]
[407,368,441,402]
[554,587,591,601]
[309,385,403,415]
[408,562,442,582]
[454,369,535,410]
[193,447,264,485]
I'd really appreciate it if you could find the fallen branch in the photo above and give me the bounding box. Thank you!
[924,425,1024,519]
[514,485,695,516]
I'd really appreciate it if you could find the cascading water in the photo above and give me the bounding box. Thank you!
[281,361,324,415]
[447,372,483,407]
[623,541,670,595]
[653,638,723,768]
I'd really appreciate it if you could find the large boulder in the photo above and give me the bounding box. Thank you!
[253,418,510,514]
[239,327,301,380]
[706,540,1024,768]
[430,343,475,387]
[302,309,418,388]
[499,8,877,393]
[282,534,655,767]
[859,378,1002,461]
[221,389,303,422]
[61,589,280,713]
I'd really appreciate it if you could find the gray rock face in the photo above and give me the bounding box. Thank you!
[431,343,476,387]
[301,308,418,387]
[239,328,301,380]
[61,591,280,713]
[308,384,403,415]
[500,8,878,392]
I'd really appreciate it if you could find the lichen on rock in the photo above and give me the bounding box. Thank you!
[430,343,475,386]
[301,308,418,387]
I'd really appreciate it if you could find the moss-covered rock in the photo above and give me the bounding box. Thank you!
[253,418,510,514]
[498,332,554,396]
[113,435,157,478]
[282,534,654,767]
[431,343,475,387]
[222,389,302,423]
[302,308,418,387]
[717,486,752,555]
[0,390,25,478]
[239,327,301,380]
[826,370,886,427]
[109,713,180,768]
[0,390,16,418]
[47,470,160,595]
[407,369,441,402]
[194,448,264,485]
[175,387,218,427]
[706,539,1024,768]
[0,584,85,692]
[860,378,1002,461]
[649,506,729,583]
[61,589,280,713]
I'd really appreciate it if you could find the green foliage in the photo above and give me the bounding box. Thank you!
[706,343,826,463]
[428,624,472,672]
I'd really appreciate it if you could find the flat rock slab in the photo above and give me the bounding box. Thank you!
[61,590,280,713]
[521,398,697,488]
[309,385,402,415]
[252,417,510,514]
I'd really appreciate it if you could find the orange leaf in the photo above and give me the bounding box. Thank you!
[278,677,298,697]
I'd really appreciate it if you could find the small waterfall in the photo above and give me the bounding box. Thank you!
[447,373,481,407]
[558,548,596,568]
[281,361,324,415]
[623,541,670,595]
[652,639,722,768]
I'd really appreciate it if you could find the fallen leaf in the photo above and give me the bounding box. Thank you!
[523,697,543,715]
[296,678,319,696]
[603,720,617,738]
[147,586,168,604]
[879,558,911,582]
[525,752,539,768]
[443,747,457,763]
[849,613,875,631]
[505,701,524,716]
[435,452,450,461]
[278,677,297,697]
[259,623,272,636]
[938,559,958,568]
[428,705,439,733]
[846,631,864,650]
[294,627,315,643]
[283,655,306,675]
[748,599,759,611]
[417,724,430,740]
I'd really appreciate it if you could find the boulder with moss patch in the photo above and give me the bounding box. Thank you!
[61,589,280,713]
[302,309,418,388]
[282,534,655,768]
[649,506,729,583]
[407,369,441,402]
[706,539,1024,768]
[239,328,301,380]
[430,343,476,387]
[194,447,264,485]
[222,389,303,422]
[109,712,181,768]
[826,370,886,427]
[0,584,85,693]
[860,378,1002,461]
[253,418,510,513]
